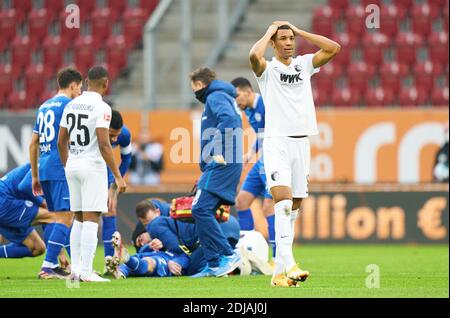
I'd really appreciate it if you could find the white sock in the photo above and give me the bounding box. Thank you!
[80,221,99,277]
[273,199,295,275]
[290,209,299,238]
[70,220,83,275]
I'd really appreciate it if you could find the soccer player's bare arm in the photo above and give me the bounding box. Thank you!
[29,133,43,196]
[96,127,127,193]
[249,23,279,77]
[57,127,70,168]
[288,23,341,68]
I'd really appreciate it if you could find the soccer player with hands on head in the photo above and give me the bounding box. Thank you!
[249,20,340,287]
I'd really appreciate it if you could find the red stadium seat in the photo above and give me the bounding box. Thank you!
[11,35,37,70]
[0,64,15,101]
[312,86,329,107]
[74,35,96,73]
[345,5,366,38]
[394,0,413,10]
[43,0,64,20]
[428,31,449,65]
[28,8,50,41]
[395,32,424,66]
[379,4,403,39]
[398,86,428,106]
[432,86,449,106]
[0,9,21,43]
[74,0,96,17]
[91,7,119,42]
[362,32,390,64]
[312,76,333,94]
[123,7,148,48]
[365,86,395,107]
[312,6,340,37]
[319,61,344,78]
[347,61,376,94]
[414,60,444,77]
[139,0,159,16]
[7,90,30,111]
[107,0,127,17]
[42,34,70,69]
[328,0,349,12]
[331,31,359,49]
[13,0,32,15]
[380,61,410,93]
[25,64,52,101]
[331,85,361,107]
[106,35,128,70]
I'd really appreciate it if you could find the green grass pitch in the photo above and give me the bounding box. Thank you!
[0,244,448,298]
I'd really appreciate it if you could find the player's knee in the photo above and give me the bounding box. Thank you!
[235,194,250,211]
[32,242,46,256]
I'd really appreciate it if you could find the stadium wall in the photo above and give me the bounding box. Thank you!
[115,185,448,244]
[1,108,448,183]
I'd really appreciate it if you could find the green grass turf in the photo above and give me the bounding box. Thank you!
[0,244,448,298]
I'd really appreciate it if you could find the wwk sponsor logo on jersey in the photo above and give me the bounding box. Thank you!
[279,72,303,84]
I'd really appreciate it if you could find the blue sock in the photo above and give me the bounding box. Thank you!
[42,223,56,246]
[44,223,70,266]
[266,215,276,258]
[102,216,117,257]
[119,264,130,277]
[126,256,149,276]
[237,209,254,231]
[0,243,33,258]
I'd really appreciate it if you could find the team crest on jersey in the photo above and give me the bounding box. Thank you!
[25,200,33,208]
[271,171,279,181]
[255,113,262,122]
[104,113,111,121]
[294,64,302,72]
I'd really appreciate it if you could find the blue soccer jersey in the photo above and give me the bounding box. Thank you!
[244,94,265,153]
[33,95,72,181]
[107,125,132,185]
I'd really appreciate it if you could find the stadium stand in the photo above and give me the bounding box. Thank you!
[305,0,449,107]
[0,0,158,110]
[0,0,448,109]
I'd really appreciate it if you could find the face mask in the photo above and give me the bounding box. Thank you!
[195,86,208,104]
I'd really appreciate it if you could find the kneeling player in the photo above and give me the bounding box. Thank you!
[0,164,55,260]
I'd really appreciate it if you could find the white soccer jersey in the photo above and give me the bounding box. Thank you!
[60,91,111,164]
[255,54,320,137]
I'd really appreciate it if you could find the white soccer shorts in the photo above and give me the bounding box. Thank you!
[65,161,108,212]
[263,136,311,198]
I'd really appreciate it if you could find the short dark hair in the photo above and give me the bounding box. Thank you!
[110,110,123,130]
[88,66,109,81]
[271,24,294,41]
[189,67,216,85]
[57,68,82,89]
[135,200,156,219]
[231,77,253,90]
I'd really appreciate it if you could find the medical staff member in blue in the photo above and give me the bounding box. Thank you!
[231,77,276,259]
[29,68,83,279]
[188,67,243,277]
[102,109,132,260]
